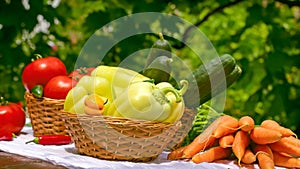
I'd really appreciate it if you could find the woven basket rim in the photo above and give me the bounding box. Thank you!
[61,110,175,126]
[25,92,65,101]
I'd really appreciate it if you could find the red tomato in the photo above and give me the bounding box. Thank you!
[0,102,26,135]
[43,76,73,99]
[69,67,95,87]
[22,56,67,91]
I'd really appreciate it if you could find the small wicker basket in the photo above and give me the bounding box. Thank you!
[61,111,181,162]
[25,92,68,136]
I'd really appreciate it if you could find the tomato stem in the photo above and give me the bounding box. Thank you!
[0,96,8,106]
[31,54,43,62]
[77,67,89,74]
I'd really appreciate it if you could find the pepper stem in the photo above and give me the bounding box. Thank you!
[143,79,155,84]
[25,137,39,144]
[179,80,188,95]
[31,85,43,98]
[158,32,164,40]
[159,87,182,103]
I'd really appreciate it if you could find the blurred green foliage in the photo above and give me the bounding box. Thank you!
[0,0,299,136]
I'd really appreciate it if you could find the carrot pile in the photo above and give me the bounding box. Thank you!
[167,115,300,169]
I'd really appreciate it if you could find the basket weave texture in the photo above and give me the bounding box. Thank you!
[61,111,181,162]
[166,108,197,150]
[25,92,68,136]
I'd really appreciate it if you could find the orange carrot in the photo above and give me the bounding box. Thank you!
[250,127,282,144]
[273,151,300,168]
[280,135,300,147]
[167,146,186,160]
[261,119,297,138]
[238,116,255,132]
[182,116,225,158]
[241,148,256,164]
[254,144,273,160]
[269,136,300,157]
[191,146,232,164]
[219,133,235,148]
[212,115,239,138]
[232,130,250,166]
[182,135,216,159]
[256,152,274,169]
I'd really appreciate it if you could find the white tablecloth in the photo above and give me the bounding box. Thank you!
[0,119,283,169]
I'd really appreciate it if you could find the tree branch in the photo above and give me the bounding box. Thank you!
[275,0,300,7]
[175,0,246,49]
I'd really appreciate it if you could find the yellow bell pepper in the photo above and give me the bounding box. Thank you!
[90,65,150,97]
[64,65,188,121]
[64,65,150,115]
[107,80,188,123]
[156,80,188,123]
[64,76,112,114]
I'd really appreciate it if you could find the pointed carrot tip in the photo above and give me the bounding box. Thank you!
[181,154,189,159]
[293,133,298,139]
[238,159,242,167]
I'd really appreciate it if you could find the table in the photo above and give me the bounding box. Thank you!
[0,151,67,169]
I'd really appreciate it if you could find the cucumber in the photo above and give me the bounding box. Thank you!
[200,65,242,104]
[145,33,172,67]
[183,54,242,108]
[143,56,173,83]
[143,33,172,83]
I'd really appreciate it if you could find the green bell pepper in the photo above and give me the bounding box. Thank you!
[107,80,188,123]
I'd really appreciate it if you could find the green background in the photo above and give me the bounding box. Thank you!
[0,0,299,136]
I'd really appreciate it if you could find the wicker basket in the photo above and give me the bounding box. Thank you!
[166,108,197,150]
[61,111,181,162]
[25,92,68,136]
